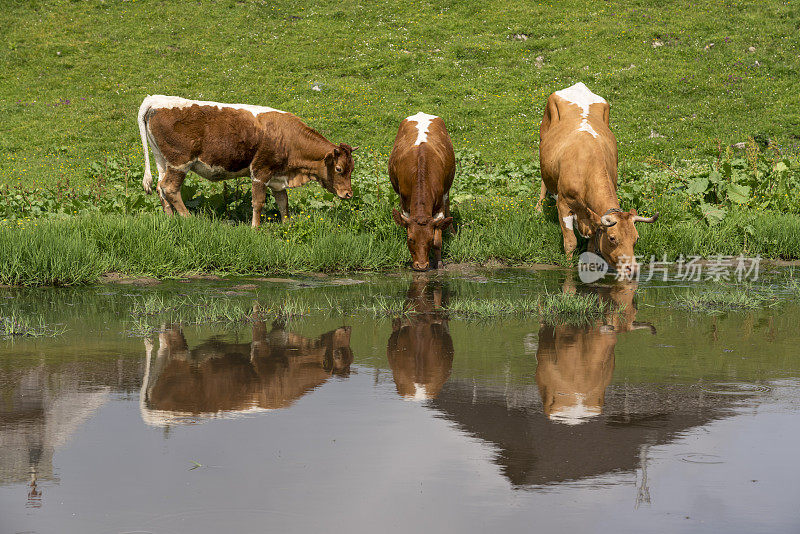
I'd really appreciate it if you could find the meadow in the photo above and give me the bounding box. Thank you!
[2,0,800,285]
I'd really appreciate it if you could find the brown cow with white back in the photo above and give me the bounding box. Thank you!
[389,112,455,271]
[538,83,658,276]
[137,95,356,226]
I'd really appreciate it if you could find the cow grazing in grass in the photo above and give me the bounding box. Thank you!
[538,83,658,276]
[389,112,455,271]
[137,95,356,226]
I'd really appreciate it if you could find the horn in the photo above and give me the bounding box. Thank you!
[600,214,617,227]
[433,212,444,221]
[632,212,659,223]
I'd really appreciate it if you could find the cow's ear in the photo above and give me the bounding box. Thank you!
[392,209,409,227]
[434,216,453,230]
[585,207,603,228]
[350,146,359,152]
[333,147,341,158]
[324,151,335,165]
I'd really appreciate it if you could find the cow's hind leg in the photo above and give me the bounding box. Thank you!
[536,180,548,212]
[158,167,189,216]
[556,199,578,259]
[250,178,268,227]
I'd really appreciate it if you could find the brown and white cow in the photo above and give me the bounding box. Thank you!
[389,112,455,271]
[387,277,454,401]
[137,95,356,226]
[535,277,655,425]
[538,83,658,276]
[140,322,353,425]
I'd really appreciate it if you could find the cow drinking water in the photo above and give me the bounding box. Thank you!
[388,112,455,271]
[538,83,658,276]
[137,95,356,226]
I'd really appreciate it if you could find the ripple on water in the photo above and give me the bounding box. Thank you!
[677,453,725,464]
[701,382,772,395]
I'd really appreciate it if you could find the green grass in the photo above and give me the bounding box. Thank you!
[126,294,313,335]
[538,291,613,325]
[675,286,777,311]
[1,313,65,338]
[446,297,538,318]
[3,200,800,287]
[2,0,799,190]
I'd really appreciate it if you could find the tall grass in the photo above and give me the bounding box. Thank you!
[0,221,106,286]
[3,203,800,287]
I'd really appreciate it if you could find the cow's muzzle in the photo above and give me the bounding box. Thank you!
[412,261,430,272]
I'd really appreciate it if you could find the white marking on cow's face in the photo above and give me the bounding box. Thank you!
[406,112,438,145]
[554,82,606,138]
[144,95,286,119]
[562,214,575,230]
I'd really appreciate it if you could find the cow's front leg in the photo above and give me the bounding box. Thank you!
[272,189,290,223]
[556,200,578,259]
[251,178,268,227]
[432,228,443,269]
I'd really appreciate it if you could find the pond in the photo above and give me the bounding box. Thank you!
[2,269,800,533]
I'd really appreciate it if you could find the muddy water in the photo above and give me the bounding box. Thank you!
[2,270,800,534]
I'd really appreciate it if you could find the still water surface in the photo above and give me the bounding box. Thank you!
[2,270,800,533]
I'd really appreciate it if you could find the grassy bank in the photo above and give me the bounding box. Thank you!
[2,0,800,189]
[3,201,800,287]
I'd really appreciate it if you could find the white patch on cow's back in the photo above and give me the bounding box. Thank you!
[406,112,438,145]
[554,82,606,138]
[144,94,286,119]
[410,383,430,401]
[562,214,575,230]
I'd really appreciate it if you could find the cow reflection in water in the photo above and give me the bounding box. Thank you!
[141,322,353,425]
[387,278,454,401]
[536,279,655,425]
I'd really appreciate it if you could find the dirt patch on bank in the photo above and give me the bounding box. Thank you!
[99,272,161,286]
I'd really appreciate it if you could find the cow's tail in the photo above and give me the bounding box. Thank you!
[138,96,154,194]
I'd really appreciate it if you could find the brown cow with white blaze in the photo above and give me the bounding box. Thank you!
[389,112,455,271]
[538,83,658,276]
[137,95,356,226]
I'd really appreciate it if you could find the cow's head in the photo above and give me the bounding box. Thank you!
[322,143,357,199]
[587,208,659,277]
[392,210,453,271]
